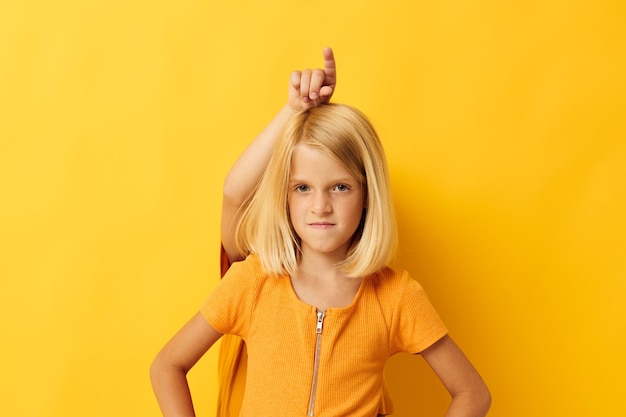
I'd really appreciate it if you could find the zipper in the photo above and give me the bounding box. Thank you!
[308,310,325,416]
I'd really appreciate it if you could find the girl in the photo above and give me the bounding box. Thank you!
[216,47,395,417]
[151,50,491,417]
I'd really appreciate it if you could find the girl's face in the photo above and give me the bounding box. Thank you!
[288,143,365,260]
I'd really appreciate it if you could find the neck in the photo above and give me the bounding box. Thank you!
[297,249,347,281]
[291,251,363,311]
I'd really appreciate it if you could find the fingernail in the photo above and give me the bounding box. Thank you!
[310,92,319,99]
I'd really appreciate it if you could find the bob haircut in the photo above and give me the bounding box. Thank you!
[236,103,397,278]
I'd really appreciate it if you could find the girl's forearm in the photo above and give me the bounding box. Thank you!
[150,363,197,417]
[151,313,222,416]
[221,104,299,262]
[444,389,492,417]
[223,104,297,206]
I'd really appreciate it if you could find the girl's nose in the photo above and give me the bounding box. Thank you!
[311,191,332,214]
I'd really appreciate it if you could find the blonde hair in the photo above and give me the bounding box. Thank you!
[236,103,397,278]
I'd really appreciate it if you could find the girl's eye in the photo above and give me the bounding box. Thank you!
[334,184,350,191]
[295,185,309,192]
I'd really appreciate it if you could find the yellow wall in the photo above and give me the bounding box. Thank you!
[1,1,624,416]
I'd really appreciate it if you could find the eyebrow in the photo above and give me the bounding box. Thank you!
[288,177,357,184]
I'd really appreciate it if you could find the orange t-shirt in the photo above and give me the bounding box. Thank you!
[203,254,447,417]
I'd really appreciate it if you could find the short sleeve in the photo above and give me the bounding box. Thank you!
[390,273,448,354]
[200,256,259,339]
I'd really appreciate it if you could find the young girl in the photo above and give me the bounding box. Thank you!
[216,47,394,417]
[151,50,491,417]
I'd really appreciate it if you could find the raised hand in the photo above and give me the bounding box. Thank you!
[288,47,336,111]
[221,47,337,264]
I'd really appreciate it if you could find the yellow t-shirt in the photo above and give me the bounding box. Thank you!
[204,254,447,417]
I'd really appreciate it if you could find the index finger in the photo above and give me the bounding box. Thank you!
[322,47,336,87]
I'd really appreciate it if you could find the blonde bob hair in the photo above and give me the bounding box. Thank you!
[236,103,397,278]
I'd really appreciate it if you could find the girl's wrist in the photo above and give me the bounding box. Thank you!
[281,103,301,118]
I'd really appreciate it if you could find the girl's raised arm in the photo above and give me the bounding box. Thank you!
[221,47,337,263]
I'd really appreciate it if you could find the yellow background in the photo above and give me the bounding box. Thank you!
[1,0,624,416]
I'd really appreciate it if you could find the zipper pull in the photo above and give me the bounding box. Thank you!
[316,310,325,334]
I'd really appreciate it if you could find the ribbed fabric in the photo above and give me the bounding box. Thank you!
[217,247,392,417]
[207,253,447,417]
